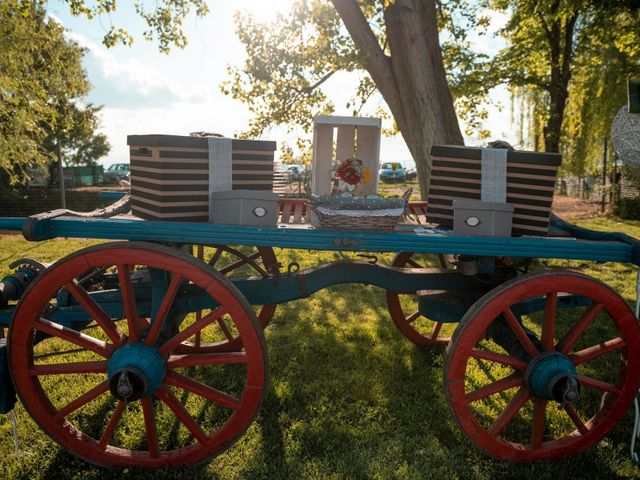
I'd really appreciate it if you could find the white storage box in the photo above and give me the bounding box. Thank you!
[453,200,514,237]
[209,190,278,227]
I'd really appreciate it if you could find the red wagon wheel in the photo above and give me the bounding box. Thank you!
[9,242,267,468]
[183,244,279,353]
[386,252,453,345]
[445,271,640,461]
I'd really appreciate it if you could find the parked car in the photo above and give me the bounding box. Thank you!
[379,162,405,183]
[287,164,307,181]
[104,163,130,183]
[405,167,417,181]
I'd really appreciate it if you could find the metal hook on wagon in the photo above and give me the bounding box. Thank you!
[356,254,378,264]
[287,262,300,275]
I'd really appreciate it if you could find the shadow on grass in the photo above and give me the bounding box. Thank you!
[4,246,637,479]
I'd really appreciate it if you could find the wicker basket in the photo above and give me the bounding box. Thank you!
[310,193,408,231]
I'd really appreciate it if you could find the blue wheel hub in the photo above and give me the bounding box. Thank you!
[107,343,166,402]
[525,352,580,404]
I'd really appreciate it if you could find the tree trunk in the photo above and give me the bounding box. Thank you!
[544,74,568,153]
[542,13,577,153]
[331,0,463,199]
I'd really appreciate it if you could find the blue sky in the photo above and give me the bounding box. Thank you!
[47,1,515,168]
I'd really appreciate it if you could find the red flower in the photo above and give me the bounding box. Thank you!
[336,158,363,185]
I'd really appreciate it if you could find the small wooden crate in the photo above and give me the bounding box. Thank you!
[311,116,381,195]
[128,135,276,222]
[428,145,561,236]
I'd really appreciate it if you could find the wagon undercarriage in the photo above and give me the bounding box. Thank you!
[1,209,640,467]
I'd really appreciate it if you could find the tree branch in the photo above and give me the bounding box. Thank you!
[301,70,336,94]
[330,0,404,124]
[330,0,389,71]
[561,12,579,86]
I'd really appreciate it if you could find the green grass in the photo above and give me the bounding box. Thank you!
[1,217,640,479]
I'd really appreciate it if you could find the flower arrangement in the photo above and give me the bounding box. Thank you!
[332,157,372,195]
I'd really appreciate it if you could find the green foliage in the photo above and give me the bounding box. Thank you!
[614,197,640,220]
[221,0,361,137]
[60,0,209,53]
[561,7,640,175]
[222,0,492,139]
[0,0,109,185]
[491,0,640,171]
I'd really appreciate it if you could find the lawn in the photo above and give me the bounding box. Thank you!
[1,213,640,479]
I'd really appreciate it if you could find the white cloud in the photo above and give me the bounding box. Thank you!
[97,96,254,165]
[65,31,207,107]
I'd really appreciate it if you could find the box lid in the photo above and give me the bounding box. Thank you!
[127,134,276,151]
[452,199,515,212]
[431,145,561,166]
[210,190,278,201]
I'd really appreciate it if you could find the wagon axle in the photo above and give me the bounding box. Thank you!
[487,317,581,405]
[107,343,166,403]
[525,352,580,405]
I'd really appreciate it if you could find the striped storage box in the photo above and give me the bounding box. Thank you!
[128,135,276,222]
[428,145,561,236]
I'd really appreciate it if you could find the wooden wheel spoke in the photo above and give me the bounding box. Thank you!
[165,371,241,410]
[141,397,159,458]
[218,251,263,275]
[541,292,557,351]
[35,318,112,358]
[34,347,86,360]
[194,311,202,348]
[564,404,589,435]
[406,311,421,324]
[159,308,228,355]
[208,248,224,268]
[577,374,622,396]
[406,259,423,268]
[145,274,184,346]
[464,374,524,404]
[557,302,603,354]
[168,352,247,368]
[469,348,528,370]
[117,264,141,342]
[570,337,625,366]
[65,279,124,346]
[98,401,125,450]
[503,308,539,357]
[217,317,235,341]
[156,386,209,444]
[487,387,531,438]
[531,399,547,449]
[54,380,110,421]
[430,322,443,340]
[29,360,107,376]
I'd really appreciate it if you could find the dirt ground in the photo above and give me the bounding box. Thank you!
[551,195,610,220]
[382,183,609,220]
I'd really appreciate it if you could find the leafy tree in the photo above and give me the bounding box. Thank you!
[561,5,640,175]
[43,102,110,185]
[0,0,109,185]
[50,0,489,195]
[222,0,493,197]
[56,0,209,53]
[491,0,640,164]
